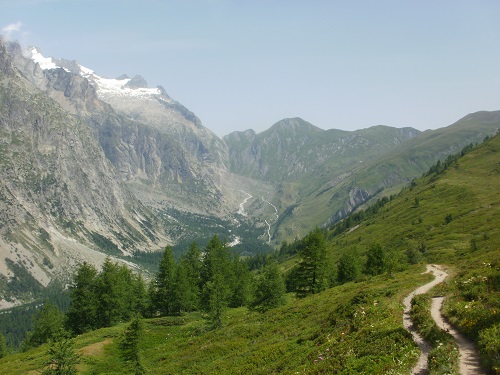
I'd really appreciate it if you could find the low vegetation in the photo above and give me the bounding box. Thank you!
[410,294,459,374]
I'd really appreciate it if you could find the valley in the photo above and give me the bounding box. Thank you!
[0,36,498,374]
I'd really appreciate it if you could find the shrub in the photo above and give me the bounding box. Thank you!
[478,323,500,373]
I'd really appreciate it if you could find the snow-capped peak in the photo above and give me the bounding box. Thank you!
[28,47,66,71]
[26,47,163,100]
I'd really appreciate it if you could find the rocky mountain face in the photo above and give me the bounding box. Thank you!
[1,38,499,305]
[5,42,230,216]
[0,40,168,304]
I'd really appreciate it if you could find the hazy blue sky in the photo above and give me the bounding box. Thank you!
[1,0,499,136]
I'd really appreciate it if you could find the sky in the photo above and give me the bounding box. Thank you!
[1,0,499,137]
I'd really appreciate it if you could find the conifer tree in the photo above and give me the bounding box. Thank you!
[152,246,177,316]
[171,261,190,315]
[66,262,98,334]
[365,243,386,276]
[200,236,231,327]
[131,273,149,317]
[177,243,202,311]
[337,252,360,284]
[252,261,286,312]
[200,235,230,287]
[295,227,327,297]
[202,272,229,328]
[0,333,7,359]
[95,258,128,327]
[23,300,65,350]
[229,258,252,308]
[118,314,144,375]
[41,331,80,375]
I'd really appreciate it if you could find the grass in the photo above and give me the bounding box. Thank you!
[327,134,500,372]
[0,268,428,374]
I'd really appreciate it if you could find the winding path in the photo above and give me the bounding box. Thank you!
[431,297,486,374]
[403,265,485,375]
[403,265,447,374]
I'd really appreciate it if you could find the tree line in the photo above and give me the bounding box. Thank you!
[2,225,408,356]
[6,234,286,355]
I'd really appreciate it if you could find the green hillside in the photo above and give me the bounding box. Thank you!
[227,112,500,245]
[0,134,498,374]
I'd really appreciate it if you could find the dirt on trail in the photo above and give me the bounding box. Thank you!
[431,297,486,374]
[402,264,485,375]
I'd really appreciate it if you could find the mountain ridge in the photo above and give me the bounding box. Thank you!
[1,37,499,306]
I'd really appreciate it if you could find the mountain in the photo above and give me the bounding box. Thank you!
[2,132,497,374]
[6,43,230,216]
[0,40,166,303]
[224,115,498,241]
[225,117,420,181]
[0,37,499,306]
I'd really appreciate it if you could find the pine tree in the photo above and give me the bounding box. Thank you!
[152,246,177,316]
[118,314,144,375]
[66,262,98,334]
[295,227,328,297]
[23,300,65,350]
[337,252,360,284]
[252,261,286,312]
[41,331,80,375]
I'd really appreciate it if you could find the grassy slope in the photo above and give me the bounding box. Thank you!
[0,269,428,375]
[0,135,498,374]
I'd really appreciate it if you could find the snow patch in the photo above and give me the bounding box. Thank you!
[27,47,161,100]
[79,64,95,76]
[29,47,65,71]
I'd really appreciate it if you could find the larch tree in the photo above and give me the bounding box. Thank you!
[152,246,177,316]
[337,251,360,284]
[200,235,231,328]
[295,227,328,297]
[23,300,65,350]
[365,243,386,276]
[66,262,98,334]
[252,261,286,312]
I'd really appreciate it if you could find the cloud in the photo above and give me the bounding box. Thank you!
[1,21,23,40]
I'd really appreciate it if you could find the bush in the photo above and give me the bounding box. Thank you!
[478,323,500,373]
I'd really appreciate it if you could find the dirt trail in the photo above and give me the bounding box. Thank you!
[403,264,485,375]
[403,264,448,374]
[431,297,486,374]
